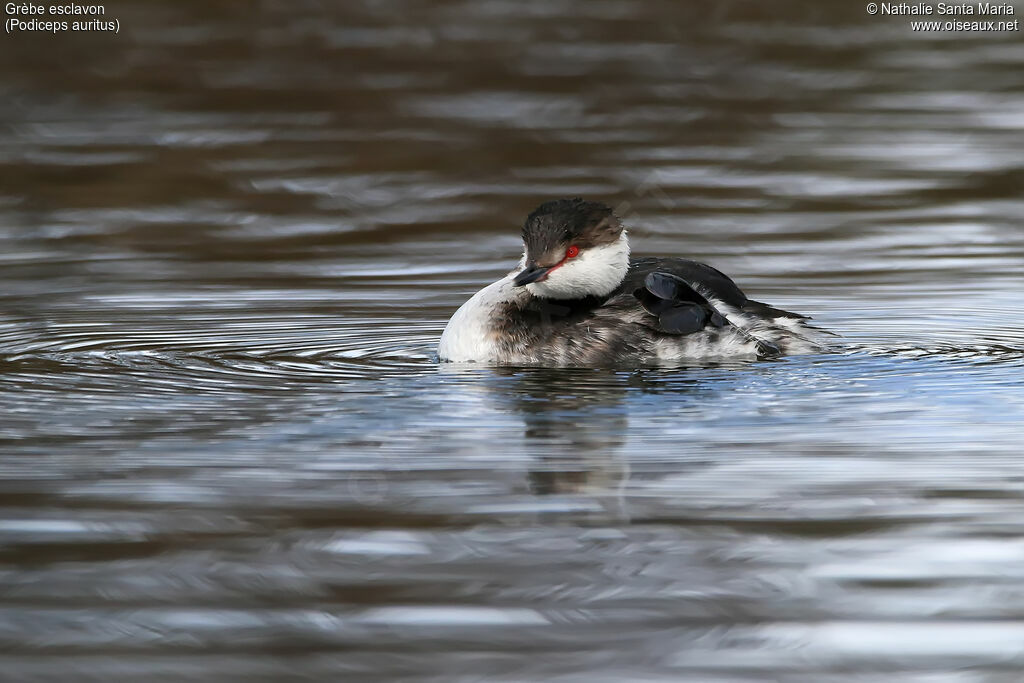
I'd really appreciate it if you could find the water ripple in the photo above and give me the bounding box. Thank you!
[3,0,1024,679]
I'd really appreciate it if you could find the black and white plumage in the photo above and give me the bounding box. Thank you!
[438,198,830,366]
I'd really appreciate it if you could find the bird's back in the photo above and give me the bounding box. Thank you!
[487,256,826,365]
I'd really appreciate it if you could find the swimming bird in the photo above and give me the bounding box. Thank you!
[438,198,829,365]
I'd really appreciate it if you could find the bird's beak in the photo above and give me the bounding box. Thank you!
[513,262,552,287]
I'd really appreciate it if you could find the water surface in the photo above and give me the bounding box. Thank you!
[2,1,1024,680]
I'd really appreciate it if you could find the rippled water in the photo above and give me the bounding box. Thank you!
[3,1,1024,680]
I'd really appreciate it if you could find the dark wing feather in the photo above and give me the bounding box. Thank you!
[634,272,719,336]
[634,271,781,356]
[743,299,810,321]
[659,304,709,335]
[643,271,707,305]
[621,257,748,308]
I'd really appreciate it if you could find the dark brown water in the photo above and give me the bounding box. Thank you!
[3,1,1024,680]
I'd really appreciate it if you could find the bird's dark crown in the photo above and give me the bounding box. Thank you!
[522,198,623,263]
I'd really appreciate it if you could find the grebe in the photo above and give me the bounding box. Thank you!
[438,198,829,365]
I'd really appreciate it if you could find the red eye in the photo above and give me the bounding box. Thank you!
[566,245,579,259]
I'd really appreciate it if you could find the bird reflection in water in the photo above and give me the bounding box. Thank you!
[487,367,634,521]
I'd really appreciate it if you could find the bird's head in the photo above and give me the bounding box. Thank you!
[513,198,630,299]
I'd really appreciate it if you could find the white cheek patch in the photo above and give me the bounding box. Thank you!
[527,233,630,300]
